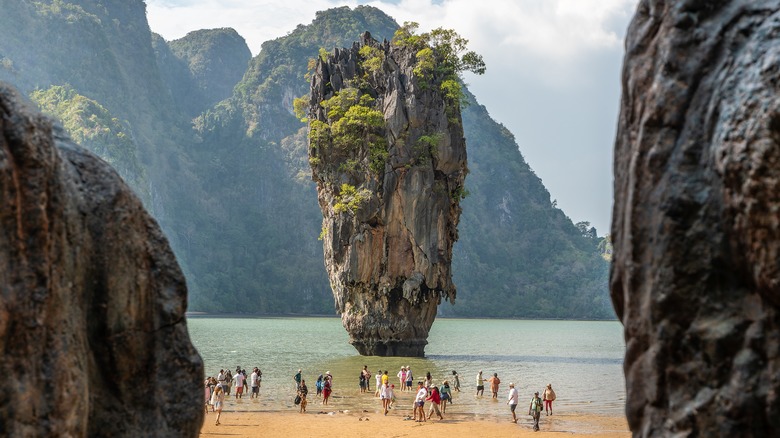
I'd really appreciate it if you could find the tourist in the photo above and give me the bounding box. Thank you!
[506,382,519,423]
[405,367,413,391]
[476,370,485,396]
[293,369,302,389]
[233,368,245,399]
[325,370,333,383]
[359,369,366,393]
[452,370,461,392]
[414,382,427,422]
[374,369,382,396]
[322,376,332,405]
[426,385,444,420]
[487,373,501,399]
[424,371,433,389]
[298,379,308,413]
[204,379,212,414]
[213,385,225,426]
[388,384,396,409]
[315,374,323,397]
[380,382,390,415]
[224,367,232,395]
[250,368,260,399]
[439,380,452,413]
[528,391,543,431]
[543,383,556,415]
[382,370,389,388]
[257,368,262,387]
[217,369,225,389]
[397,366,406,391]
[362,365,371,392]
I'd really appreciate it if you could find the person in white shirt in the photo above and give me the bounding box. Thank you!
[506,382,519,423]
[234,370,245,399]
[374,370,382,397]
[250,369,259,399]
[414,382,428,422]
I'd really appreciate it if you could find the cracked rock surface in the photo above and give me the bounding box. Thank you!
[308,33,466,356]
[0,84,203,436]
[611,1,780,435]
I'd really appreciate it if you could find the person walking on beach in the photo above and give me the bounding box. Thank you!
[322,376,332,405]
[487,373,501,399]
[380,382,390,415]
[439,380,452,413]
[298,380,308,413]
[506,382,519,423]
[398,367,406,391]
[293,369,302,389]
[405,367,413,391]
[213,385,225,426]
[359,370,367,393]
[452,370,461,392]
[363,367,371,392]
[414,382,427,422]
[375,369,382,397]
[424,371,433,389]
[426,385,444,420]
[315,374,323,397]
[528,391,543,431]
[543,383,556,415]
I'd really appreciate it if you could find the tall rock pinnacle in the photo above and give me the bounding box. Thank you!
[307,32,468,356]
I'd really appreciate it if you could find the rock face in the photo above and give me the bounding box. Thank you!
[0,84,203,436]
[308,33,467,356]
[611,1,780,435]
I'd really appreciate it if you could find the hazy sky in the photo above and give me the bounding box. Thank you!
[146,0,638,235]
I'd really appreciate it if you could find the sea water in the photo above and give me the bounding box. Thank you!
[188,317,625,417]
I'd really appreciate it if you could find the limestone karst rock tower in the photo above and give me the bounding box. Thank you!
[612,0,780,435]
[307,31,470,356]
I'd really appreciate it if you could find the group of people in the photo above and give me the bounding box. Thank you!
[294,369,333,412]
[203,366,263,425]
[506,381,557,432]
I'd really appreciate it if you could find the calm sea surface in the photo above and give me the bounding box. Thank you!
[188,317,626,417]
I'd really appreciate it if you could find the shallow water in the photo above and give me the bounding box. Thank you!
[188,317,626,417]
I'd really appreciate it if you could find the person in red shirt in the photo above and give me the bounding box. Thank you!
[426,385,444,420]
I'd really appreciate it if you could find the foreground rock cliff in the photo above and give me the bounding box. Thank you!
[611,0,780,435]
[0,84,203,436]
[307,32,469,356]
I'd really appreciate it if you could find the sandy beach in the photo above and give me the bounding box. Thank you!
[200,387,630,438]
[199,409,630,437]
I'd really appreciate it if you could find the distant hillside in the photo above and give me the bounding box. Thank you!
[0,2,614,319]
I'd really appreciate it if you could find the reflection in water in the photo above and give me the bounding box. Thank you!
[189,317,626,417]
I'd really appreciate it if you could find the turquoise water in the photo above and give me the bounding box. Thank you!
[188,317,625,417]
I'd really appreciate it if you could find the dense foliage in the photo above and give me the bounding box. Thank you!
[0,2,615,319]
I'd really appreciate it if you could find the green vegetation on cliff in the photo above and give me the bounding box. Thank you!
[0,3,614,319]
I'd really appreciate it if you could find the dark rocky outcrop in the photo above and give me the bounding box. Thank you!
[611,0,780,435]
[308,33,467,356]
[0,84,203,436]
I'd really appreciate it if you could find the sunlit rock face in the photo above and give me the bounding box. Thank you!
[611,1,780,435]
[308,33,467,356]
[0,84,203,436]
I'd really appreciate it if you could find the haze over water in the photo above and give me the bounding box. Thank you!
[189,317,625,417]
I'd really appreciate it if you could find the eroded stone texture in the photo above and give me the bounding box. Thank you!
[611,1,780,435]
[308,33,466,356]
[0,84,203,436]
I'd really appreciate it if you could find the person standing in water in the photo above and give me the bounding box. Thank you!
[543,383,556,415]
[487,373,501,399]
[452,370,461,392]
[506,382,519,423]
[476,370,485,396]
[528,391,543,431]
[213,385,225,426]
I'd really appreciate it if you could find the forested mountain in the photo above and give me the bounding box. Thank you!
[0,1,614,319]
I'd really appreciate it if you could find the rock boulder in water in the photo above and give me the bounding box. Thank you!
[308,33,467,356]
[611,1,780,435]
[0,84,203,436]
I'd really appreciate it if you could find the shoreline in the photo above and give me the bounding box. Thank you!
[185,312,619,322]
[199,409,630,437]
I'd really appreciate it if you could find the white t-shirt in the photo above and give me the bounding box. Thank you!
[415,387,428,402]
[507,387,519,405]
[234,372,245,388]
[375,373,382,387]
[250,372,258,387]
[217,372,225,383]
[380,384,388,399]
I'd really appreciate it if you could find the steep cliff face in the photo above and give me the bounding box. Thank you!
[612,0,780,435]
[308,33,467,356]
[0,84,203,436]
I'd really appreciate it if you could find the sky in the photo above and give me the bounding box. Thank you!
[145,0,638,235]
